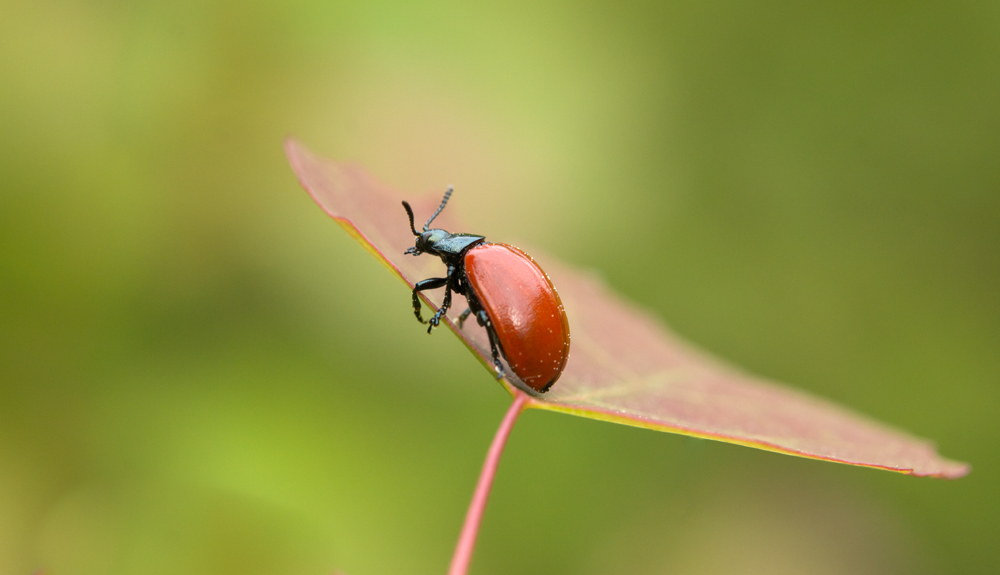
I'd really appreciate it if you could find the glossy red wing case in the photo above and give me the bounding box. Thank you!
[464,243,571,392]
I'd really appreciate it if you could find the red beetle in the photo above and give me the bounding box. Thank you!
[403,188,570,393]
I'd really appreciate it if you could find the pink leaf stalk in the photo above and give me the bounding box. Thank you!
[448,391,530,575]
[284,138,968,479]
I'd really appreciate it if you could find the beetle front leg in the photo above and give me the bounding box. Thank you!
[427,266,457,333]
[412,277,448,324]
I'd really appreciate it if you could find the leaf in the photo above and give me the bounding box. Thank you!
[285,138,969,479]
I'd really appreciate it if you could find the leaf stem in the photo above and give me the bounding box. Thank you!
[448,390,530,575]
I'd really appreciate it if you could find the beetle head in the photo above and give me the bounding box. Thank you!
[407,228,450,256]
[402,186,454,257]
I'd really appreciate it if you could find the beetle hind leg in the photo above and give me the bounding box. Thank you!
[477,310,504,379]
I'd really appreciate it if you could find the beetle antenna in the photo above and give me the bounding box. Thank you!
[401,201,419,236]
[423,186,453,231]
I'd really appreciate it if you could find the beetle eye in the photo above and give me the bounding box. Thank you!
[411,232,434,254]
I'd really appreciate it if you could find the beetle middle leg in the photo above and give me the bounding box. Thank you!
[411,277,447,324]
[456,307,472,328]
[425,265,458,332]
[427,283,454,333]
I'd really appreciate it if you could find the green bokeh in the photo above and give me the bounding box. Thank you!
[1,1,997,574]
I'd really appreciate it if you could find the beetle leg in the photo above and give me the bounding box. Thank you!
[478,310,504,379]
[427,284,453,333]
[456,307,472,328]
[427,265,458,333]
[412,277,448,324]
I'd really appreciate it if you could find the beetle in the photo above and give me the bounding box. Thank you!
[402,187,571,393]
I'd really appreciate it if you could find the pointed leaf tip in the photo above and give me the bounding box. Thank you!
[284,139,970,479]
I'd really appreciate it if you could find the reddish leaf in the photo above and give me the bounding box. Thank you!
[285,139,969,479]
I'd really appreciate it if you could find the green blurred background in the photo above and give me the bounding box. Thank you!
[1,0,997,573]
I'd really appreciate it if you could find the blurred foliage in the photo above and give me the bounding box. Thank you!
[0,1,997,574]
